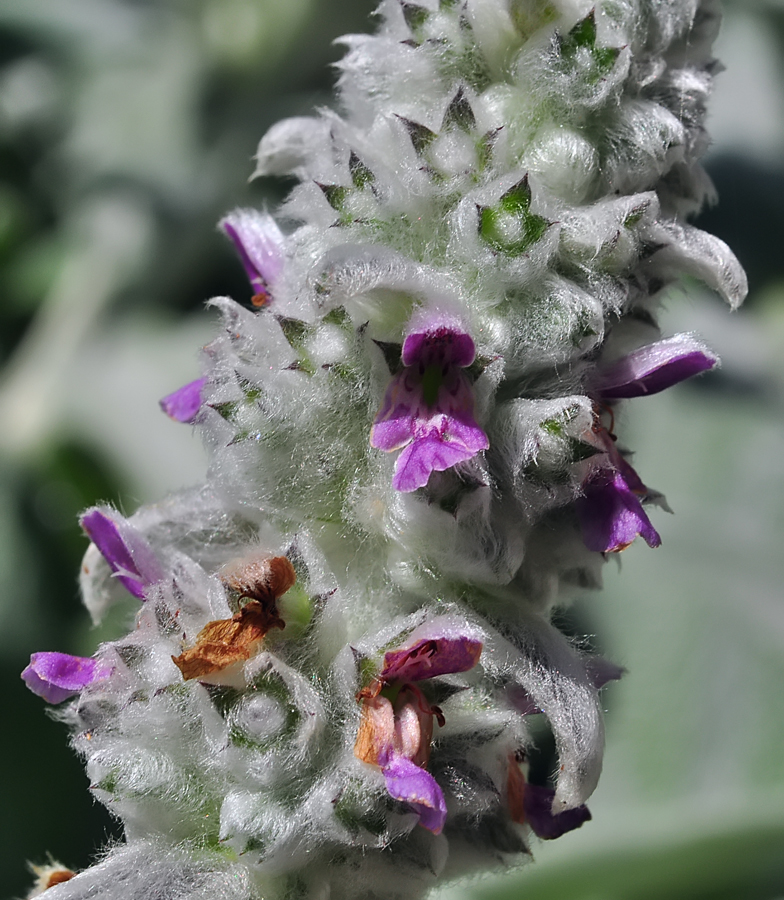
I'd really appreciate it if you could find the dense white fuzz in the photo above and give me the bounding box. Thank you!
[37,2,744,899]
[35,842,254,900]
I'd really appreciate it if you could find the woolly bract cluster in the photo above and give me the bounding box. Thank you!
[25,2,745,899]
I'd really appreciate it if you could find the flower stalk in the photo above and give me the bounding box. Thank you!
[22,2,745,899]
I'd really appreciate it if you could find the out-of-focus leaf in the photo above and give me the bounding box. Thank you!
[476,820,784,900]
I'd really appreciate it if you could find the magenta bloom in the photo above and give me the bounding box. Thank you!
[371,322,489,492]
[578,469,661,553]
[355,624,483,834]
[219,209,285,307]
[579,335,718,553]
[593,334,718,400]
[21,652,109,704]
[380,632,483,683]
[382,756,448,834]
[159,377,206,423]
[520,781,592,840]
[507,754,591,839]
[80,507,164,599]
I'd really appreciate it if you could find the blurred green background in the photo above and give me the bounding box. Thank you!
[1,1,783,898]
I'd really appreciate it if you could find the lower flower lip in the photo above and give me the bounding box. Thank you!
[381,756,448,834]
[577,470,661,552]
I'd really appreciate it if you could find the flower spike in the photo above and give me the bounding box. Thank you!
[21,0,747,894]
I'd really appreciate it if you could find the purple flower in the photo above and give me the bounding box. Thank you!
[159,377,206,423]
[380,633,483,684]
[576,419,661,553]
[578,469,661,552]
[219,209,285,307]
[507,757,591,840]
[363,621,482,697]
[354,624,483,834]
[578,335,717,553]
[382,756,448,834]
[371,318,489,492]
[522,783,591,839]
[80,507,164,599]
[593,334,718,400]
[21,652,109,704]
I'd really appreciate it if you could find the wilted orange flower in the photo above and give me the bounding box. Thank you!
[172,555,295,681]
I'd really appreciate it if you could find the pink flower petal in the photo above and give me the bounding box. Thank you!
[522,782,592,839]
[596,334,718,400]
[382,756,448,834]
[392,686,434,768]
[219,209,285,304]
[382,635,482,684]
[159,377,206,423]
[21,652,108,704]
[577,471,661,553]
[523,782,591,841]
[80,507,164,599]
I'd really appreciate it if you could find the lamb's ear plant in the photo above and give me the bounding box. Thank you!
[22,1,746,898]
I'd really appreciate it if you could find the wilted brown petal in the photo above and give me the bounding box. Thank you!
[172,600,286,681]
[353,695,395,766]
[506,753,527,824]
[46,871,76,889]
[221,554,296,603]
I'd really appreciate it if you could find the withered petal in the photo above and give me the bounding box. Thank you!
[221,555,296,603]
[172,600,285,681]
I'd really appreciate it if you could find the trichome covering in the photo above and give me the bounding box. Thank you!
[22,1,746,899]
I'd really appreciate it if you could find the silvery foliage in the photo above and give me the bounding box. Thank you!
[44,1,744,898]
